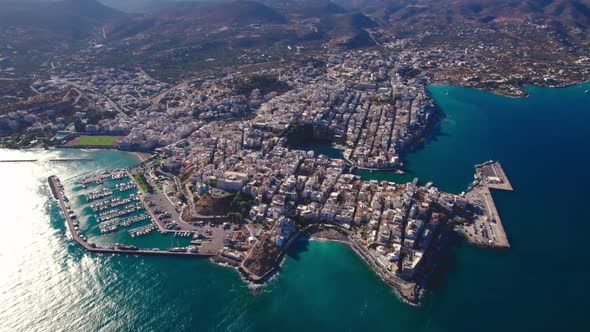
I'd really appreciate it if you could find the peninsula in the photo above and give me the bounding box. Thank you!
[50,148,513,305]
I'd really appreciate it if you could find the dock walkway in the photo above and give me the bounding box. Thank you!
[81,169,127,184]
[0,159,38,163]
[1,158,92,163]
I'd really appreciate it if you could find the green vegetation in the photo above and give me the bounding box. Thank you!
[151,159,162,174]
[195,193,232,216]
[293,216,309,230]
[71,135,119,146]
[232,73,290,96]
[176,191,187,204]
[195,191,253,217]
[360,225,368,238]
[453,216,469,224]
[0,132,49,149]
[133,173,153,193]
[370,94,398,105]
[285,124,334,147]
[179,172,191,183]
[227,212,244,223]
[231,192,254,218]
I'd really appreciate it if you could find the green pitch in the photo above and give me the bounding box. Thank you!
[72,135,119,146]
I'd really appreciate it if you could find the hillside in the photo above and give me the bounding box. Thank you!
[0,0,125,75]
[106,0,375,43]
[3,0,590,79]
[335,0,590,29]
[154,1,287,24]
[86,0,379,79]
[0,0,121,36]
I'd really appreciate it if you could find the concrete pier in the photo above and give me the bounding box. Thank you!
[476,161,513,191]
[0,159,38,163]
[81,170,127,184]
[462,161,513,248]
[49,158,93,162]
[1,158,92,163]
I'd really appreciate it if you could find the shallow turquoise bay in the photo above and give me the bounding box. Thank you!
[0,82,589,331]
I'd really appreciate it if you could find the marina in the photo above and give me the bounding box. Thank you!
[84,188,113,202]
[91,195,140,212]
[98,213,151,234]
[80,169,128,185]
[129,223,157,237]
[96,203,143,222]
[116,181,137,192]
[48,175,215,258]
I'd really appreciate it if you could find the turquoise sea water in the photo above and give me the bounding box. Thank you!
[1,82,589,331]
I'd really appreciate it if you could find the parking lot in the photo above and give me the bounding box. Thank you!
[130,164,239,254]
[461,184,510,248]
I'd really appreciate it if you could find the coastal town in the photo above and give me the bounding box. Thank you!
[5,2,590,331]
[49,146,513,305]
[8,35,528,306]
[2,23,537,301]
[3,36,590,149]
[0,21,537,304]
[5,0,587,307]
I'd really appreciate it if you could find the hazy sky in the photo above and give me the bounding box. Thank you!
[0,0,215,13]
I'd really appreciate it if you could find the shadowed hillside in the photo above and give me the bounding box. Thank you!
[0,0,121,37]
[335,0,590,29]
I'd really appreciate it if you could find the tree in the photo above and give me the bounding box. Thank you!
[227,212,243,223]
[73,119,85,132]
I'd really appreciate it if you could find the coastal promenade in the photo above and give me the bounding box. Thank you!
[301,224,419,305]
[48,175,215,259]
[348,235,419,305]
[342,153,398,172]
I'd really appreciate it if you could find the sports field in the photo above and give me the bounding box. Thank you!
[70,135,120,146]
